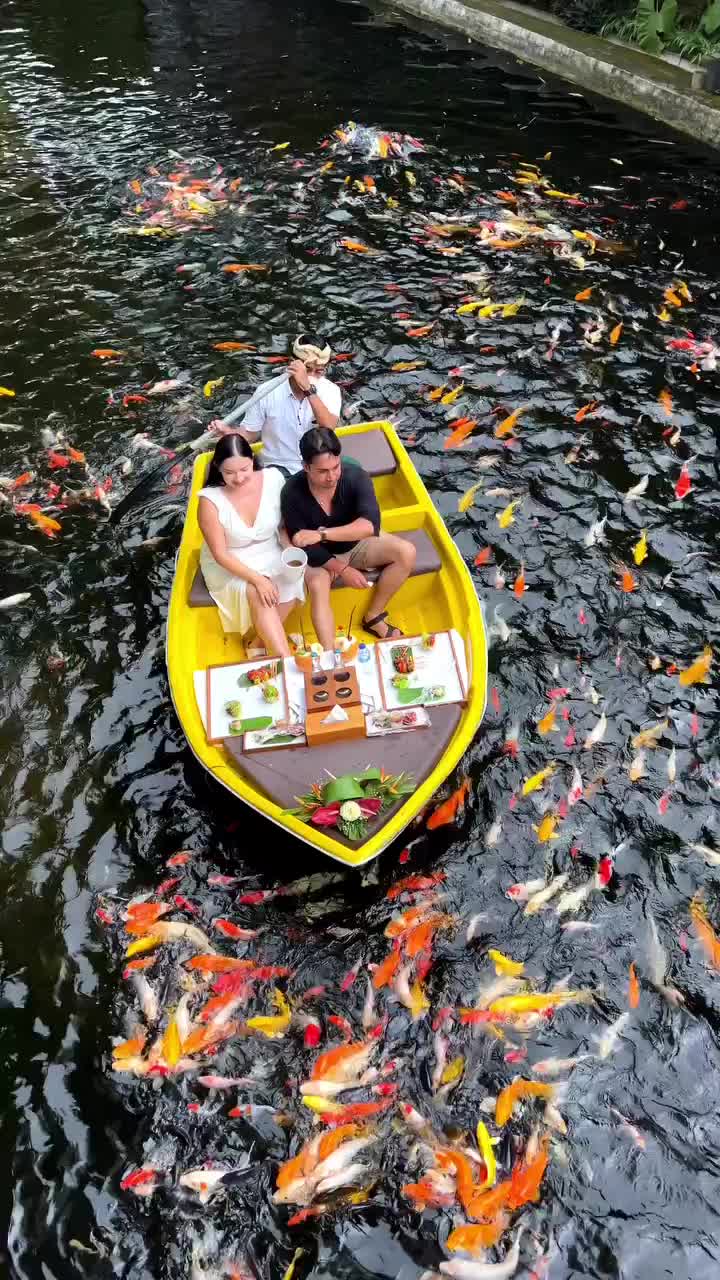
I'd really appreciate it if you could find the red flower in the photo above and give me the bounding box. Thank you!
[359,797,382,817]
[310,803,342,828]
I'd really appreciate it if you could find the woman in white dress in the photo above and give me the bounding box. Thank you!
[197,435,304,657]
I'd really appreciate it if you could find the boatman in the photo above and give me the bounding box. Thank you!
[208,334,342,477]
[281,426,416,648]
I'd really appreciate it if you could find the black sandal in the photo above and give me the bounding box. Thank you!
[363,610,404,640]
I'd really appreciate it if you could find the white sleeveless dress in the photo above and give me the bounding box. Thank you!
[198,468,304,634]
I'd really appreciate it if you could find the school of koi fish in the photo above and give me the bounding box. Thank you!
[91,126,717,1271]
[3,92,720,1279]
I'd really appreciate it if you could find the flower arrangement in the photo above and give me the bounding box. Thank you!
[287,767,415,840]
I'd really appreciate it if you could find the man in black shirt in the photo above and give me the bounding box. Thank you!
[281,427,416,650]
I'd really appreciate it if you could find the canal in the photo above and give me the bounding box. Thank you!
[1,0,720,1276]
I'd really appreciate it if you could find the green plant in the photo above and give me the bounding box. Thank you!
[636,0,678,53]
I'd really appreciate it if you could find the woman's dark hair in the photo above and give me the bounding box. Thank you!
[206,433,261,486]
[300,426,341,465]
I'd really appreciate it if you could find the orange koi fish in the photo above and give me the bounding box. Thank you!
[113,1032,147,1061]
[536,704,556,736]
[513,563,526,599]
[221,263,268,273]
[407,324,434,338]
[495,405,528,438]
[444,418,478,450]
[628,962,640,1009]
[575,286,593,302]
[609,322,623,346]
[11,472,33,490]
[678,646,712,686]
[124,901,172,934]
[47,451,70,469]
[507,1137,549,1209]
[311,1040,375,1083]
[91,348,126,358]
[447,1217,509,1252]
[68,447,86,463]
[690,893,720,969]
[339,239,377,254]
[496,1079,555,1126]
[186,955,254,973]
[405,914,452,958]
[181,1019,240,1057]
[372,948,402,990]
[574,400,600,422]
[213,341,257,351]
[659,388,673,417]
[28,511,61,537]
[385,904,436,939]
[402,1178,455,1210]
[427,779,470,830]
[474,547,492,566]
[321,1098,392,1126]
[387,872,445,901]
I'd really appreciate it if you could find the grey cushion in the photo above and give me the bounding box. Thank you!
[188,527,441,608]
[340,430,397,476]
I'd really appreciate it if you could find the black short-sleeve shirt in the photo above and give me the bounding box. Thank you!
[280,463,380,567]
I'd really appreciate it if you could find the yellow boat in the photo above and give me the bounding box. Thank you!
[166,420,487,866]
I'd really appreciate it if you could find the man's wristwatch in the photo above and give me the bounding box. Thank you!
[318,527,328,543]
[305,382,317,398]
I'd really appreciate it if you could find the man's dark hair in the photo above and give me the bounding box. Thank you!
[300,426,341,465]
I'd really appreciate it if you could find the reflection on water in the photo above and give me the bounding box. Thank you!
[1,0,720,1276]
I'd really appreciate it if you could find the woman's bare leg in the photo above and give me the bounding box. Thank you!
[246,587,294,657]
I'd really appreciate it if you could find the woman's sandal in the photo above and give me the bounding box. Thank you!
[363,610,404,640]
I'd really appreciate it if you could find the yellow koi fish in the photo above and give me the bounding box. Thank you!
[458,482,482,513]
[521,764,556,796]
[488,949,524,977]
[679,646,712,687]
[497,498,521,529]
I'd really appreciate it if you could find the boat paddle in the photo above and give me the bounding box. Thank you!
[111,369,290,524]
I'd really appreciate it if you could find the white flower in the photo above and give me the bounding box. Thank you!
[340,800,362,822]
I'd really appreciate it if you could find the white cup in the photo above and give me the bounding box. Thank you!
[279,546,308,584]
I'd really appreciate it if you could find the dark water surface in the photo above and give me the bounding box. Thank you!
[1,0,720,1276]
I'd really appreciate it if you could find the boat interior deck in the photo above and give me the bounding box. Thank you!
[179,425,475,845]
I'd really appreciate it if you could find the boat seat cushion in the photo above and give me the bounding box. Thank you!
[188,527,441,607]
[340,429,397,477]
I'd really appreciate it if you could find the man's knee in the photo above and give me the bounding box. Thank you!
[395,537,416,572]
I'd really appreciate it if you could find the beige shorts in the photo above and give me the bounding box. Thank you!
[339,537,377,571]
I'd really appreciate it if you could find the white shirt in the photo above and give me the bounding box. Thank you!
[241,376,342,473]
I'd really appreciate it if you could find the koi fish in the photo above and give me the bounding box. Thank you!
[690,893,720,969]
[91,348,126,359]
[392,361,426,372]
[442,383,465,406]
[459,482,482,513]
[678,646,712,686]
[489,989,593,1017]
[497,499,521,529]
[488,949,523,977]
[513,563,526,598]
[534,814,560,844]
[445,418,478,449]
[203,377,224,398]
[339,239,377,254]
[574,400,599,422]
[536,705,556,736]
[584,711,607,749]
[521,764,556,796]
[595,1011,630,1059]
[675,463,691,499]
[447,1218,509,1254]
[475,547,492,566]
[212,919,257,940]
[28,511,61,537]
[495,405,528,438]
[575,286,593,301]
[221,263,269,272]
[631,719,668,748]
[246,988,291,1038]
[213,341,257,351]
[47,450,70,469]
[523,874,570,915]
[659,388,673,417]
[506,878,545,902]
[623,474,649,503]
[609,322,623,346]
[633,530,648,565]
[628,962,640,1008]
[427,779,470,829]
[120,1167,161,1196]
